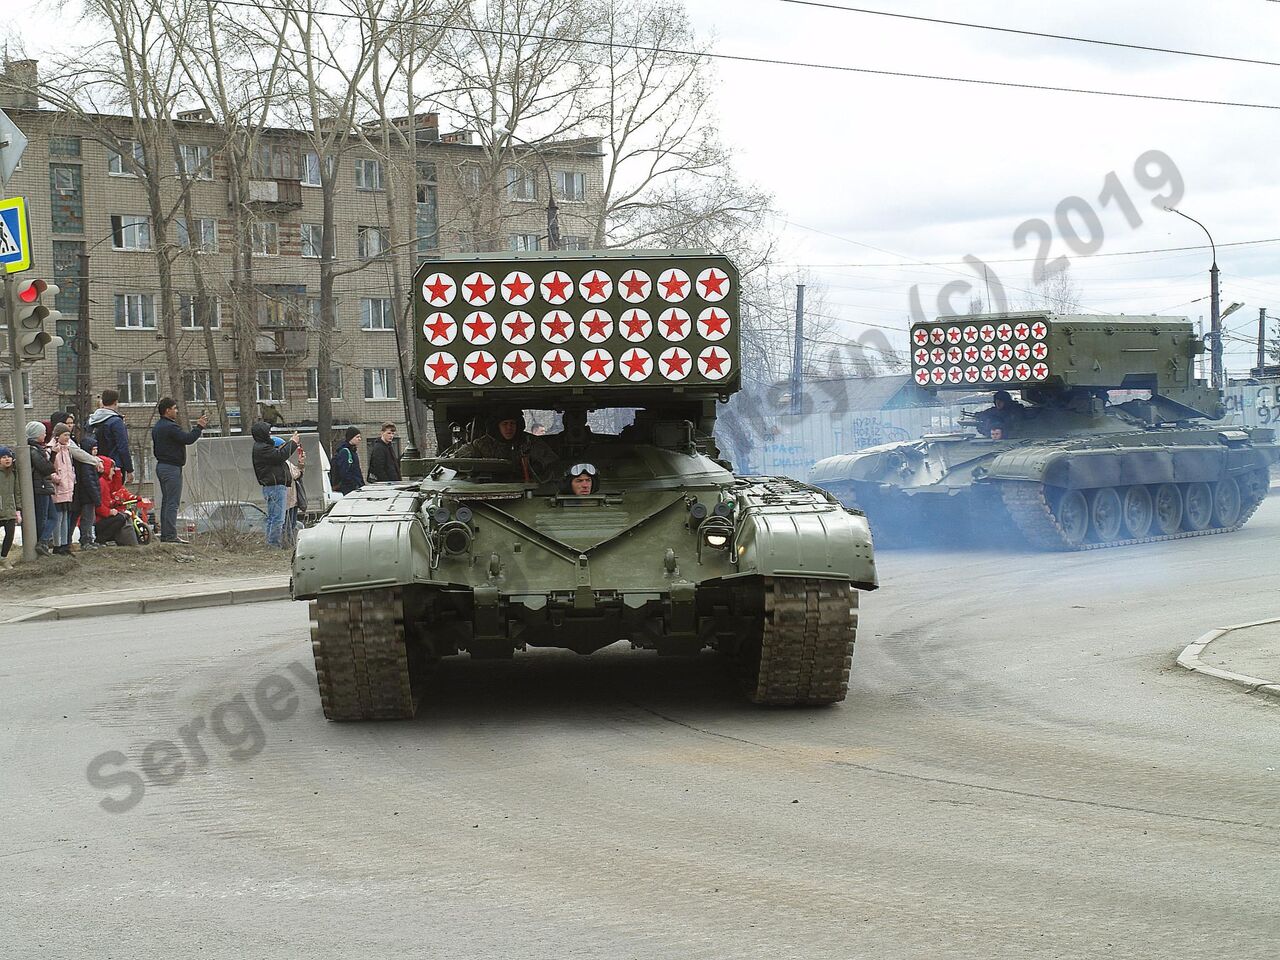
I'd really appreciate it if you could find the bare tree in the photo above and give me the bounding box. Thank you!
[1030,264,1083,314]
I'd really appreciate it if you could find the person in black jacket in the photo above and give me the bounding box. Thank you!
[366,422,401,483]
[26,421,56,556]
[331,427,364,495]
[70,432,104,549]
[151,397,208,543]
[251,421,299,547]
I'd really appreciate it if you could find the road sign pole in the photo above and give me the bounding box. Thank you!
[5,273,38,561]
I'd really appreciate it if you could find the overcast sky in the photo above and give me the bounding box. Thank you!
[10,0,1279,373]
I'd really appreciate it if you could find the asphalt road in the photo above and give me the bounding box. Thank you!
[3,500,1278,959]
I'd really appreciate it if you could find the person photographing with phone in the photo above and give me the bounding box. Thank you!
[151,397,209,544]
[251,421,301,548]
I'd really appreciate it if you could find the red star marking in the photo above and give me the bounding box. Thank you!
[981,345,996,362]
[931,368,946,383]
[997,324,1013,340]
[545,352,572,379]
[998,364,1013,379]
[912,328,929,346]
[963,326,979,342]
[930,328,946,344]
[701,349,728,375]
[980,325,995,341]
[505,353,533,379]
[1032,343,1048,360]
[1015,364,1031,379]
[915,349,930,365]
[427,355,455,381]
[465,314,494,341]
[622,311,649,338]
[662,351,689,375]
[947,328,962,343]
[542,273,572,301]
[964,346,979,362]
[659,272,688,299]
[661,311,688,337]
[504,313,532,340]
[582,311,611,339]
[621,271,649,299]
[581,272,610,300]
[424,276,452,303]
[982,365,997,379]
[1014,323,1029,339]
[698,270,727,297]
[700,310,729,336]
[965,367,980,382]
[1031,322,1047,338]
[948,367,963,382]
[466,353,495,380]
[425,315,454,342]
[1014,343,1031,361]
[997,344,1013,361]
[543,313,573,340]
[622,351,650,377]
[583,351,612,378]
[948,347,962,363]
[915,369,930,385]
[503,274,532,301]
[931,348,946,365]
[1033,363,1049,378]
[464,275,494,303]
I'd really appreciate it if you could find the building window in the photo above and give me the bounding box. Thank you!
[110,215,152,251]
[355,158,384,191]
[256,369,285,403]
[0,371,33,408]
[509,233,541,252]
[252,221,279,256]
[363,368,397,400]
[416,161,438,254]
[175,217,217,253]
[457,164,482,194]
[306,297,323,329]
[183,369,217,404]
[556,170,585,202]
[301,150,322,187]
[360,297,394,331]
[560,236,589,251]
[49,136,82,158]
[117,370,159,405]
[114,293,157,330]
[504,166,537,201]
[252,143,296,180]
[176,143,213,180]
[108,140,144,176]
[49,164,83,234]
[179,294,221,330]
[301,223,323,259]
[307,367,344,401]
[356,226,387,259]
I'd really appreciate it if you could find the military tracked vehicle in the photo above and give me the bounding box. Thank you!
[293,251,877,720]
[810,312,1277,550]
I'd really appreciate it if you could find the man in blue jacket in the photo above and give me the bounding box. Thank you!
[151,397,208,543]
[331,427,364,496]
[87,389,134,483]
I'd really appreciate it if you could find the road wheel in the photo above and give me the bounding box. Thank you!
[1087,487,1123,542]
[1152,483,1182,535]
[1053,489,1089,546]
[1120,485,1153,538]
[1211,477,1242,527]
[1181,482,1212,531]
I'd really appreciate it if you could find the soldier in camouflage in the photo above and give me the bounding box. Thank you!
[455,407,558,482]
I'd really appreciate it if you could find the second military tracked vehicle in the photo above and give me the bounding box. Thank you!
[810,312,1277,550]
[293,251,877,719]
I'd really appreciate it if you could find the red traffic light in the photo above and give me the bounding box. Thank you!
[18,279,48,304]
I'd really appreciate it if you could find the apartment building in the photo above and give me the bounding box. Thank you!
[0,61,605,469]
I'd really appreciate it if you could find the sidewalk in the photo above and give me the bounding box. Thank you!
[1179,617,1280,699]
[0,575,292,624]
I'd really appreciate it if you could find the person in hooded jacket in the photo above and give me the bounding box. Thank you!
[0,446,18,566]
[86,390,133,482]
[455,407,557,482]
[70,432,103,550]
[331,427,364,495]
[49,410,103,473]
[26,421,56,556]
[49,423,77,554]
[94,457,139,546]
[251,421,299,547]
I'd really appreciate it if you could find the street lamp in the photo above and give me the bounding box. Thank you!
[494,124,561,251]
[1165,206,1222,391]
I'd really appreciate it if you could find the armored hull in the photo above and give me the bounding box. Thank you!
[293,251,877,719]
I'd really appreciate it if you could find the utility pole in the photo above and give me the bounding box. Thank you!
[4,274,39,562]
[1210,259,1222,390]
[75,250,90,419]
[1257,307,1268,377]
[790,283,805,415]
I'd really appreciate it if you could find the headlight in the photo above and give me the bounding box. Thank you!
[439,521,473,557]
[699,518,733,551]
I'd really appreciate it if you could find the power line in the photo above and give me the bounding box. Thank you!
[207,0,1280,112]
[776,1,1280,69]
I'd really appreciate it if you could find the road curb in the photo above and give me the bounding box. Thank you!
[1177,617,1280,700]
[2,581,292,623]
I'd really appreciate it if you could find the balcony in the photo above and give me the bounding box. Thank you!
[242,178,303,210]
[255,326,309,356]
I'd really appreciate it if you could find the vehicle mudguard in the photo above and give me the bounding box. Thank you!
[734,501,877,589]
[985,443,1269,490]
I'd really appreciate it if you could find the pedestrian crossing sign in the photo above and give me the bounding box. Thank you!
[0,196,32,274]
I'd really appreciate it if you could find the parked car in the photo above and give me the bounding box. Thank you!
[176,500,268,538]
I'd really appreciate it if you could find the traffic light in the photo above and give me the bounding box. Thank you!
[13,278,64,362]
